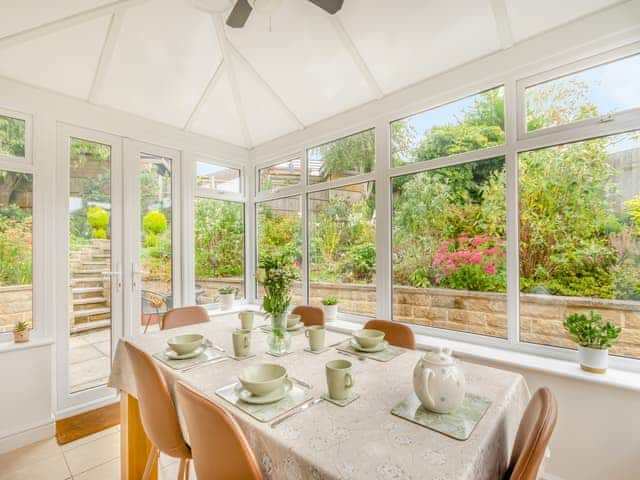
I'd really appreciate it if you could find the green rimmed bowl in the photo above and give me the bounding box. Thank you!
[167,333,204,355]
[238,363,287,396]
[353,329,385,349]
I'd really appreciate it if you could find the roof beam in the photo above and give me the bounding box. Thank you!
[489,0,515,49]
[211,13,253,148]
[226,42,305,130]
[0,0,147,50]
[329,16,383,99]
[183,60,225,131]
[88,9,126,103]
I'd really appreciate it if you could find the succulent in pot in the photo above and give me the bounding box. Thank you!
[218,286,236,310]
[563,311,621,374]
[13,321,30,343]
[321,296,339,321]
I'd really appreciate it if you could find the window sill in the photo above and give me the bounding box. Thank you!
[0,336,54,354]
[206,302,260,318]
[326,319,640,394]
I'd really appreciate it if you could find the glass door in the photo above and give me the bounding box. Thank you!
[56,125,123,412]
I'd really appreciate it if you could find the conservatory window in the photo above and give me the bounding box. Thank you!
[390,86,504,167]
[519,131,640,359]
[0,114,26,161]
[307,129,374,185]
[196,161,241,194]
[391,157,507,338]
[0,169,33,333]
[194,198,245,304]
[308,182,376,316]
[525,54,640,132]
[258,158,302,193]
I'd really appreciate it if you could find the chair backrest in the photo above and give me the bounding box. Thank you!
[124,342,191,459]
[176,382,263,480]
[505,387,558,480]
[161,305,209,330]
[363,319,416,349]
[291,305,324,326]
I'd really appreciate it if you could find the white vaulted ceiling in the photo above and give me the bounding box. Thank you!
[0,0,628,149]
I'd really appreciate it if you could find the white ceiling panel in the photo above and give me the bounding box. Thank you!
[338,0,501,94]
[506,0,623,43]
[98,0,223,127]
[189,70,247,147]
[0,15,110,99]
[0,0,112,38]
[225,0,374,126]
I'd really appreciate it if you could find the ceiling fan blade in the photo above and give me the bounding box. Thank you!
[226,0,252,28]
[307,0,344,14]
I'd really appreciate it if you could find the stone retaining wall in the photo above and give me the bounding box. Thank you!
[0,285,32,333]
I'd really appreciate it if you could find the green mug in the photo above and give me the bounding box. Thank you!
[239,311,254,330]
[305,326,325,352]
[232,329,251,357]
[325,359,354,401]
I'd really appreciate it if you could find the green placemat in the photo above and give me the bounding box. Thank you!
[336,340,406,362]
[216,382,312,422]
[391,392,491,441]
[153,347,226,370]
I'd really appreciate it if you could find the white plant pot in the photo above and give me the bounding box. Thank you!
[323,304,338,321]
[219,293,235,310]
[578,345,608,374]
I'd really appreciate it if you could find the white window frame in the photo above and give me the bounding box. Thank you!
[0,107,32,167]
[255,154,303,196]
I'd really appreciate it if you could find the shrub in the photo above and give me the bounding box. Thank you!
[143,210,168,235]
[86,206,109,239]
[92,228,107,239]
[343,243,376,282]
[0,215,32,285]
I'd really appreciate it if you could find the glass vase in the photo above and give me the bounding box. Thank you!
[267,312,291,355]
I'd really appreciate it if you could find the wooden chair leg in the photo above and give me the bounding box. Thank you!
[142,447,159,480]
[177,458,186,480]
[184,458,190,480]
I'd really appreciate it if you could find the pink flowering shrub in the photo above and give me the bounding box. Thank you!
[432,235,506,292]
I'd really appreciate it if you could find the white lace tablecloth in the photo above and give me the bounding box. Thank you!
[109,314,530,480]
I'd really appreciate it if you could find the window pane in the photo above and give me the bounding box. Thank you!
[195,198,244,304]
[256,196,302,303]
[526,54,640,132]
[392,157,507,338]
[196,161,240,194]
[259,158,301,192]
[391,87,504,167]
[519,132,640,359]
[0,169,32,333]
[0,115,26,159]
[307,129,374,184]
[309,182,376,316]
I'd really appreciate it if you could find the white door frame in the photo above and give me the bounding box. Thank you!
[55,124,124,415]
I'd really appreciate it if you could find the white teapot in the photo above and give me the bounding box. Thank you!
[413,347,465,414]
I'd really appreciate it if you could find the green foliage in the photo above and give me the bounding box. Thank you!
[563,311,621,349]
[257,254,299,315]
[86,206,110,239]
[343,243,376,282]
[92,228,107,239]
[218,286,235,295]
[314,129,375,182]
[0,213,32,285]
[143,210,168,235]
[0,116,25,157]
[321,296,338,306]
[14,321,28,332]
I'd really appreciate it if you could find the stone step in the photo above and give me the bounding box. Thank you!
[73,269,105,275]
[72,286,103,295]
[73,307,110,318]
[92,254,111,259]
[71,277,104,287]
[81,261,109,266]
[73,296,106,306]
[70,319,111,334]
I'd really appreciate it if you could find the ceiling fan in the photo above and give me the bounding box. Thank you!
[226,0,344,28]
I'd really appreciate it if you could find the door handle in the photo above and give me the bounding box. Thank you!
[102,264,122,291]
[131,263,148,291]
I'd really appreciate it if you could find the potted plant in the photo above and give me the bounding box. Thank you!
[13,321,30,343]
[256,254,298,354]
[321,296,339,321]
[563,311,621,374]
[218,286,236,310]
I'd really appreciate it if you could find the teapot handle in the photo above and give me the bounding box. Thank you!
[421,367,435,406]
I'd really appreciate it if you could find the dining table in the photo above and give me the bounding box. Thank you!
[109,313,530,480]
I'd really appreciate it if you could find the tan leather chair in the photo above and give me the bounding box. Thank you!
[124,342,192,480]
[505,387,558,480]
[364,319,416,349]
[291,305,324,326]
[176,382,263,480]
[161,305,209,330]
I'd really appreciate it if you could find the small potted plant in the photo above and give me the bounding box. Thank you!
[321,296,339,321]
[13,321,30,343]
[218,286,236,310]
[563,311,621,374]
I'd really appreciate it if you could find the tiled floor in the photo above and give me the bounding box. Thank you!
[0,426,194,480]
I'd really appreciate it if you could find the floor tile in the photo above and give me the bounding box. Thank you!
[69,345,104,364]
[159,452,179,468]
[0,448,70,480]
[63,430,119,476]
[92,341,112,357]
[0,437,61,474]
[73,458,119,480]
[69,356,110,392]
[160,460,196,480]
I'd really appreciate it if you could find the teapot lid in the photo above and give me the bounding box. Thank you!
[422,346,455,366]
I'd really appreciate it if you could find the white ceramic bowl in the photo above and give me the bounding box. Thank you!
[287,314,301,328]
[167,334,204,355]
[239,363,287,396]
[353,329,385,349]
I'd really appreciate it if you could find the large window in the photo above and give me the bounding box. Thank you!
[390,86,504,167]
[196,162,240,194]
[307,129,374,184]
[0,169,32,333]
[519,132,640,359]
[392,158,507,337]
[258,158,301,193]
[0,114,26,160]
[256,196,302,303]
[309,182,376,316]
